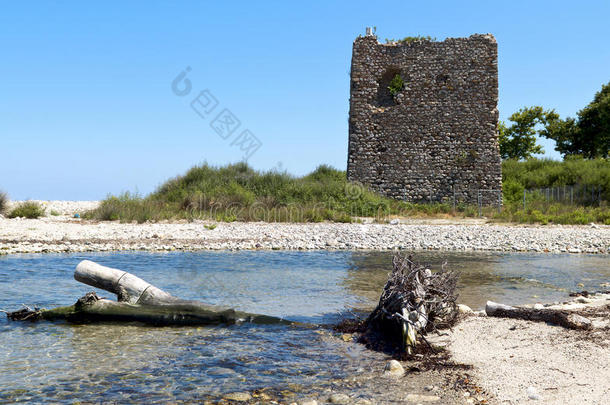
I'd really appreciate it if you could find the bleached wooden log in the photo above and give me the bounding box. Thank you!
[486,301,592,330]
[7,260,290,326]
[75,260,174,304]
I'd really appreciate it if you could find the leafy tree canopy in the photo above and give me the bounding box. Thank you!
[499,106,559,160]
[543,81,610,158]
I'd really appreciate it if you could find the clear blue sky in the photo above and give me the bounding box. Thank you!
[1,1,609,200]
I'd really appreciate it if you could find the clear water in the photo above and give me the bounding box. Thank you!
[0,251,608,403]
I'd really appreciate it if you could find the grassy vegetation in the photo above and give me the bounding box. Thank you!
[495,158,610,225]
[8,201,45,219]
[501,158,610,200]
[85,163,469,223]
[0,191,8,215]
[84,159,610,225]
[493,202,610,225]
[385,36,437,44]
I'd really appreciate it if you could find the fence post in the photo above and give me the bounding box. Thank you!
[452,185,456,212]
[523,189,526,211]
[478,190,482,217]
[570,187,573,205]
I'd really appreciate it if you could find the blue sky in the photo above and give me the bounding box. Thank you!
[1,1,609,200]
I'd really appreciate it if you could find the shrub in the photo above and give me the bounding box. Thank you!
[83,193,170,223]
[8,201,45,219]
[502,179,524,204]
[0,191,8,214]
[388,74,404,96]
[332,212,353,223]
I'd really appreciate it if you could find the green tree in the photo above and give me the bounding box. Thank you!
[499,106,559,160]
[544,82,610,158]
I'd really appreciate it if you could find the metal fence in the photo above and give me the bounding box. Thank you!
[409,184,606,216]
[523,184,606,210]
[475,189,503,216]
[414,186,503,216]
[395,183,606,216]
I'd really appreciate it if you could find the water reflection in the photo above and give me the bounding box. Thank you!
[343,251,610,310]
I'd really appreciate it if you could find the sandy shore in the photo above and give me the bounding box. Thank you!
[1,208,609,255]
[301,294,610,405]
[441,294,610,404]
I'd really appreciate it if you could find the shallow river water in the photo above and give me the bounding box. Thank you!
[0,251,608,403]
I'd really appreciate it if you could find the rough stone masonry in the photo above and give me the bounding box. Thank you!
[347,31,502,205]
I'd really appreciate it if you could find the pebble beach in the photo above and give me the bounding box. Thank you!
[1,201,609,255]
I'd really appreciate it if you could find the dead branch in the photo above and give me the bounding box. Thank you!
[486,301,592,330]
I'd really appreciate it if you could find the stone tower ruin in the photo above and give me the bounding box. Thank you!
[347,31,502,204]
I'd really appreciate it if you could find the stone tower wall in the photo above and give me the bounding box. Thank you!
[347,33,502,204]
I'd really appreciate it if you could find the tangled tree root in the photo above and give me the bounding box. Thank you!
[362,253,460,356]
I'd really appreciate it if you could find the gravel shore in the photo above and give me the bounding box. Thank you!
[0,210,609,255]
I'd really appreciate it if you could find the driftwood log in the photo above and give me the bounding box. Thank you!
[486,301,592,330]
[6,260,289,326]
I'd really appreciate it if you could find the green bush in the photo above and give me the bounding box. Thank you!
[502,158,610,200]
[388,74,404,96]
[0,191,8,214]
[84,192,171,223]
[8,201,45,219]
[502,179,524,204]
